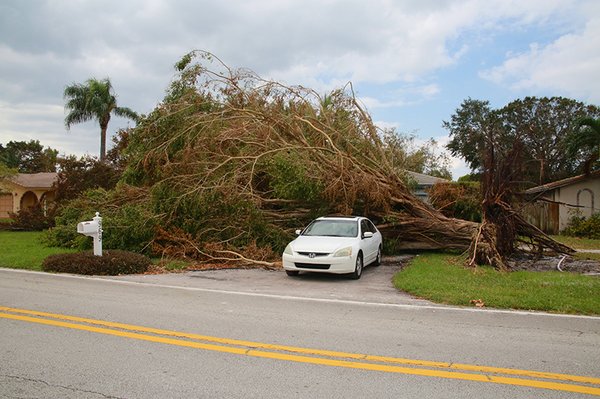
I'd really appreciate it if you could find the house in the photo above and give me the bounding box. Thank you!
[523,170,600,234]
[406,171,449,204]
[0,172,58,218]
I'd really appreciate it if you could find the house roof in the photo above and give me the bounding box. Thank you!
[7,172,58,189]
[406,171,449,186]
[524,170,600,195]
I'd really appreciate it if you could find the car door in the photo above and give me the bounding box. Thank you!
[360,219,378,264]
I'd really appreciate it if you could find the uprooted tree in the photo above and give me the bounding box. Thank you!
[47,51,572,268]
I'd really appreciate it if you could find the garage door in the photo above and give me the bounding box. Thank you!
[0,193,13,218]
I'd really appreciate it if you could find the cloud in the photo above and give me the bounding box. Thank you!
[360,84,441,110]
[0,0,594,163]
[480,11,600,103]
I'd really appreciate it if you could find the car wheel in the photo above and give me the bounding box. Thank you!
[373,246,382,266]
[285,270,299,277]
[350,253,363,280]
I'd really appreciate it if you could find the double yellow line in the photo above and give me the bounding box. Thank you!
[1,306,599,396]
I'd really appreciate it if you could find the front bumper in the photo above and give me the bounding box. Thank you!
[282,253,355,274]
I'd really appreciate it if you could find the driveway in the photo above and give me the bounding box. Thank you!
[103,255,434,306]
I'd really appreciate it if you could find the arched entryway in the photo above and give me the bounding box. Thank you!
[20,191,38,211]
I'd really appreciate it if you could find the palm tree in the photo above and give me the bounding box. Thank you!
[566,117,600,175]
[64,78,138,161]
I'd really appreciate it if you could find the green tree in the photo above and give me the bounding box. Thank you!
[443,98,504,173]
[64,78,138,161]
[500,97,599,184]
[0,162,17,179]
[445,97,600,185]
[0,140,58,173]
[566,117,600,175]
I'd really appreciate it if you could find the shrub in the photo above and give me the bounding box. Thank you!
[9,204,55,231]
[42,250,151,275]
[562,213,600,239]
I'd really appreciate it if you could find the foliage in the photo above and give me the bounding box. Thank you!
[393,253,600,315]
[0,140,58,173]
[54,155,122,204]
[64,77,138,161]
[562,213,600,239]
[566,117,600,175]
[0,231,77,271]
[381,130,452,179]
[0,162,18,179]
[9,204,55,231]
[43,187,157,253]
[445,97,600,186]
[457,172,481,182]
[444,98,497,173]
[42,250,151,275]
[428,181,481,222]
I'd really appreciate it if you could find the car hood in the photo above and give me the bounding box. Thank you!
[290,236,355,253]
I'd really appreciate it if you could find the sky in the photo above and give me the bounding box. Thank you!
[1,0,599,179]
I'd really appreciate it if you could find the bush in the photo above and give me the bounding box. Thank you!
[42,250,151,275]
[562,213,600,239]
[9,204,55,231]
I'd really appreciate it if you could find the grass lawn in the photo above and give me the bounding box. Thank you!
[394,253,600,315]
[551,235,600,250]
[0,231,77,271]
[0,230,190,272]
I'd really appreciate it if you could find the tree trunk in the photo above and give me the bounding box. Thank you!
[100,121,109,162]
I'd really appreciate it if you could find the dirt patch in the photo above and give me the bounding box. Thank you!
[508,254,600,275]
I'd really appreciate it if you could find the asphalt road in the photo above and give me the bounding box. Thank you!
[1,264,599,398]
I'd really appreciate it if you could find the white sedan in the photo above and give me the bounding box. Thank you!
[282,216,383,279]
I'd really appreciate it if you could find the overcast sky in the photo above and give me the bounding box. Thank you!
[1,0,599,179]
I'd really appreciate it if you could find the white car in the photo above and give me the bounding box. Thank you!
[282,216,383,279]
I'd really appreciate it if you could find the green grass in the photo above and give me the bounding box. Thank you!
[573,252,600,261]
[551,235,600,250]
[0,231,77,271]
[394,253,600,315]
[0,230,189,273]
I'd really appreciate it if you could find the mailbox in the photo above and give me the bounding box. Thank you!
[77,221,99,235]
[77,212,103,256]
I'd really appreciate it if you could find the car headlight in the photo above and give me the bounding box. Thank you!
[284,244,293,255]
[333,246,352,257]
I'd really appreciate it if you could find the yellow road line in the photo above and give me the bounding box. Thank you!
[1,306,597,386]
[1,308,599,396]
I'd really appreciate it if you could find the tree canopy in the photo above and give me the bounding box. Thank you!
[566,117,600,175]
[64,78,138,161]
[0,140,58,173]
[445,97,600,185]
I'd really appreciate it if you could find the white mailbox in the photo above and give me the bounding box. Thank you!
[77,221,99,235]
[77,212,103,256]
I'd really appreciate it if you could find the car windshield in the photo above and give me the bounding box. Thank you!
[302,219,358,238]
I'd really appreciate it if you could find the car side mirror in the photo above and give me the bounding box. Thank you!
[363,231,374,239]
[295,229,301,235]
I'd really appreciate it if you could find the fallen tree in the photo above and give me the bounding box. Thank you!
[49,51,572,268]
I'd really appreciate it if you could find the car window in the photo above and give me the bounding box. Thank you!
[360,220,370,236]
[302,220,358,237]
[366,219,377,233]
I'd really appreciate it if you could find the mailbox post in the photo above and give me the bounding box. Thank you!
[77,212,103,256]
